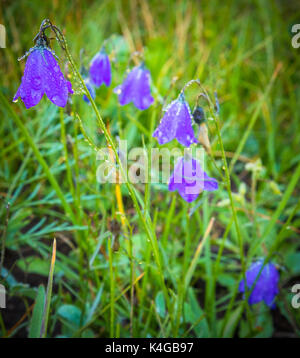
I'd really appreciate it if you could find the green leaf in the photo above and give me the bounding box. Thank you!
[286,252,300,275]
[155,291,166,318]
[40,239,56,338]
[217,274,236,288]
[29,285,45,338]
[17,257,50,276]
[223,305,243,338]
[187,288,210,337]
[57,304,82,327]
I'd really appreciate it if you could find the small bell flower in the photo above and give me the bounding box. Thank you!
[239,260,279,308]
[13,46,73,109]
[114,64,154,110]
[168,156,218,202]
[89,48,111,87]
[153,93,198,147]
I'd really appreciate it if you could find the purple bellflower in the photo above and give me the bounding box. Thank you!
[114,64,154,110]
[13,47,73,109]
[153,93,198,147]
[239,260,279,308]
[83,78,96,104]
[89,48,111,87]
[168,156,218,202]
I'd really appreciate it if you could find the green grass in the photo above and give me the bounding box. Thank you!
[1,0,300,338]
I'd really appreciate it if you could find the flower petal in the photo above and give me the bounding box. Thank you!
[153,100,180,145]
[168,157,217,202]
[13,49,44,109]
[114,66,153,110]
[132,68,154,110]
[174,100,198,147]
[239,260,280,308]
[42,49,71,107]
[90,51,111,87]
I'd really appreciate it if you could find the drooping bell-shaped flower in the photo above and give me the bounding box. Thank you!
[153,93,198,147]
[239,260,279,308]
[83,78,96,104]
[168,156,218,202]
[13,47,73,109]
[114,64,154,110]
[89,48,111,88]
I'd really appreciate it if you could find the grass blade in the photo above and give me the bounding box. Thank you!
[40,238,56,338]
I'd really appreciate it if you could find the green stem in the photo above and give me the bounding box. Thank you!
[108,237,115,338]
[212,110,253,334]
[61,35,171,311]
[60,108,75,198]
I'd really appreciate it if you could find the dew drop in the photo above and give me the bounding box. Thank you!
[51,95,60,103]
[31,89,40,100]
[33,77,41,88]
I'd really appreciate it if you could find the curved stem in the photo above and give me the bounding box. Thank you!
[60,32,171,311]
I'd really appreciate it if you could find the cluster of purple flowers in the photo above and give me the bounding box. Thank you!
[83,49,154,109]
[152,90,218,202]
[14,34,217,202]
[13,23,281,310]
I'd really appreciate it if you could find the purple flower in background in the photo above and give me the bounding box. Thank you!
[114,64,154,110]
[168,156,218,202]
[83,79,96,104]
[13,47,73,109]
[239,260,279,308]
[153,93,198,147]
[89,49,111,87]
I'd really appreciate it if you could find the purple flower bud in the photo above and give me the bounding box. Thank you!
[89,49,111,87]
[168,156,218,202]
[13,47,73,109]
[83,79,96,104]
[114,64,154,110]
[239,260,279,308]
[153,93,198,147]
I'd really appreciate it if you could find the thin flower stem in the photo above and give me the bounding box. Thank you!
[194,82,253,332]
[108,237,115,338]
[60,108,75,198]
[60,33,171,314]
[212,111,254,333]
[106,122,134,337]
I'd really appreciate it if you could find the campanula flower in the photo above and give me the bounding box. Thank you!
[13,47,73,109]
[168,156,218,202]
[114,64,154,110]
[153,93,198,147]
[239,260,279,308]
[89,48,111,87]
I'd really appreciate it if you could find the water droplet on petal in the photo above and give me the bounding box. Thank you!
[33,77,41,89]
[31,89,40,100]
[51,95,60,103]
